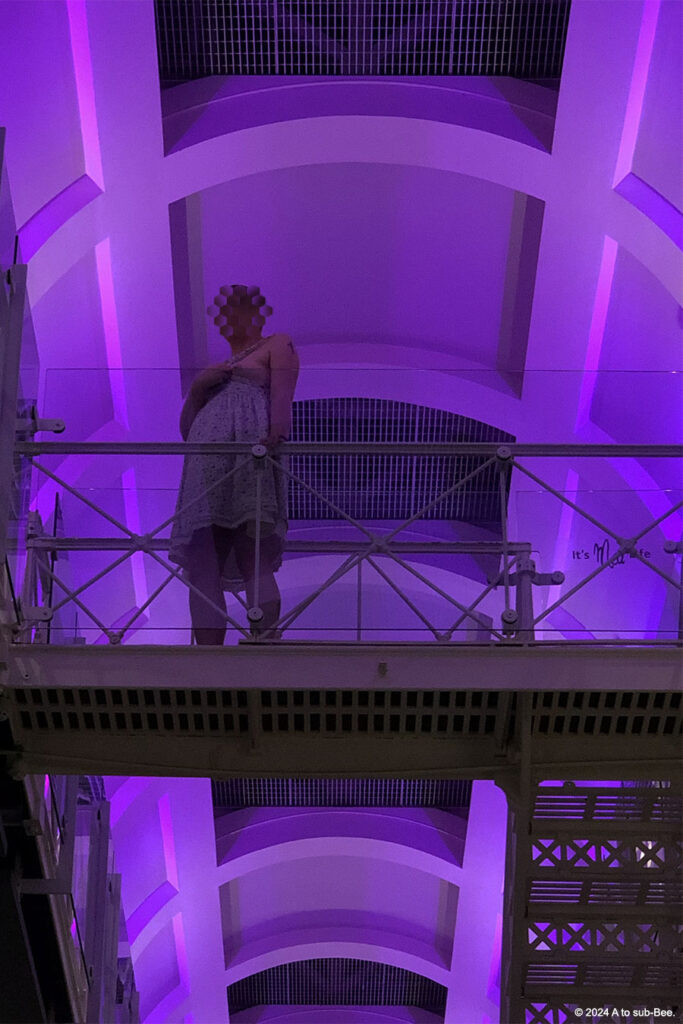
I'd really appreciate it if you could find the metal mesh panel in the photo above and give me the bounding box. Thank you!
[155,0,571,81]
[211,776,472,808]
[288,398,515,521]
[227,958,447,1013]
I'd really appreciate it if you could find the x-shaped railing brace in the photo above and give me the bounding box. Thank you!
[9,443,682,645]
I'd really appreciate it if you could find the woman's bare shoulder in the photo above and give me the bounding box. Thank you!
[267,332,296,347]
[267,333,298,357]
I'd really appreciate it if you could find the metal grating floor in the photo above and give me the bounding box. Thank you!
[288,398,515,521]
[10,688,682,742]
[155,0,571,81]
[531,690,682,740]
[227,958,447,1014]
[11,687,503,738]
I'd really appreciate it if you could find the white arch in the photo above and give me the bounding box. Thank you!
[224,939,451,989]
[163,115,552,205]
[216,833,466,889]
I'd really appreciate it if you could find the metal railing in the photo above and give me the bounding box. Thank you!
[4,440,682,646]
[20,773,90,1020]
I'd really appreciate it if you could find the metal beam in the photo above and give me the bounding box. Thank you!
[5,730,681,782]
[5,642,681,691]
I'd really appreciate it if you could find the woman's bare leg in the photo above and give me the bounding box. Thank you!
[233,526,282,634]
[188,526,233,645]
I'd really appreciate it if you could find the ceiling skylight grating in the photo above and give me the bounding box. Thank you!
[212,776,472,809]
[155,0,571,82]
[227,958,448,1013]
[288,398,515,522]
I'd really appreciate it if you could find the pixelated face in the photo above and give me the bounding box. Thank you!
[207,286,272,342]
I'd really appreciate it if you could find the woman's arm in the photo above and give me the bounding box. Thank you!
[180,391,201,441]
[179,364,230,440]
[265,335,300,445]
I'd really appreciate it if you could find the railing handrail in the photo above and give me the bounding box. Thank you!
[15,440,683,457]
[25,538,534,554]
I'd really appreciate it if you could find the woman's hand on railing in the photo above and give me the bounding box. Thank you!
[261,423,289,449]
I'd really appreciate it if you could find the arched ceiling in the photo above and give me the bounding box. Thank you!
[1,0,681,1020]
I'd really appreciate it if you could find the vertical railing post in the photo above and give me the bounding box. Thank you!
[0,262,27,567]
[101,872,121,1023]
[664,541,683,640]
[55,775,79,897]
[497,447,519,637]
[84,801,111,1024]
[247,443,267,636]
[514,554,536,642]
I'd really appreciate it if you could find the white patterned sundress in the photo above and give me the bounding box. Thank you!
[168,349,288,593]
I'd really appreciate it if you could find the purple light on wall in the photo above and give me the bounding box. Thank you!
[610,0,681,248]
[95,239,150,606]
[614,173,683,248]
[575,236,618,433]
[125,880,178,945]
[66,0,104,189]
[95,238,129,429]
[108,776,149,828]
[486,912,502,1004]
[613,0,661,186]
[172,913,190,994]
[122,467,148,608]
[158,793,180,891]
[541,468,579,623]
[17,175,102,261]
[607,457,682,542]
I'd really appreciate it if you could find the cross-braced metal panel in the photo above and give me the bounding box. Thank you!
[506,783,683,1024]
[155,0,571,81]
[288,399,515,521]
[212,775,472,809]
[227,958,447,1014]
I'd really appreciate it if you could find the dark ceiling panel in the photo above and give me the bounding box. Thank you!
[155,0,571,82]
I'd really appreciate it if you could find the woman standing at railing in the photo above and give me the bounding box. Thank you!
[169,285,299,644]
